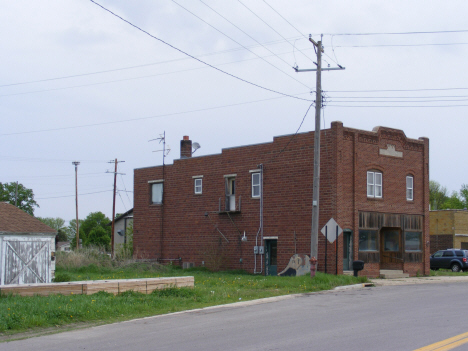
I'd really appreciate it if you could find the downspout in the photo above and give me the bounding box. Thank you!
[254,164,264,274]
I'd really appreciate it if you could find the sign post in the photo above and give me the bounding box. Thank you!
[321,218,343,275]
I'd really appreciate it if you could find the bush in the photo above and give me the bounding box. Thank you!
[53,272,72,282]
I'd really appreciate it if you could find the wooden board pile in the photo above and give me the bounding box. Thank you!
[0,276,194,297]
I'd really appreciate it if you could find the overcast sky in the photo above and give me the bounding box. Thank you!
[1,0,467,222]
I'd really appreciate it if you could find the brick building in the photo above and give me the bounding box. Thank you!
[133,121,430,277]
[430,210,468,253]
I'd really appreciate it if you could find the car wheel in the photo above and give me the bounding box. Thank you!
[451,263,462,272]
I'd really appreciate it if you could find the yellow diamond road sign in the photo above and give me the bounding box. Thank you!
[321,218,343,243]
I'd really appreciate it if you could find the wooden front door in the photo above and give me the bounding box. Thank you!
[380,228,403,269]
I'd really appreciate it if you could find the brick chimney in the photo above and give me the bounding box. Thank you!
[180,135,192,158]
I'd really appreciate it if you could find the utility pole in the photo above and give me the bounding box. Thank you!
[294,34,345,269]
[72,161,80,250]
[107,159,125,258]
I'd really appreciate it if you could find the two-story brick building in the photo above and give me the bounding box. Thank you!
[133,121,430,277]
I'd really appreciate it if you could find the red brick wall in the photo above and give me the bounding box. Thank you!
[133,122,429,277]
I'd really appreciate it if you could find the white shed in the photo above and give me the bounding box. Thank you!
[0,202,57,285]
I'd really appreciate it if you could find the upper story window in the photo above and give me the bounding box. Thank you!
[194,178,202,194]
[406,175,414,201]
[367,171,382,198]
[251,172,260,198]
[150,181,163,204]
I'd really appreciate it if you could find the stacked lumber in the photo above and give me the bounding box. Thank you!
[0,276,195,297]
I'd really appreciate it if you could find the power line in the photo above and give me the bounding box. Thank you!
[325,29,468,36]
[331,98,468,103]
[328,87,468,93]
[262,0,306,40]
[331,95,468,99]
[269,102,313,162]
[36,189,112,200]
[172,0,310,89]
[336,42,468,48]
[0,92,309,136]
[0,47,313,98]
[328,104,468,108]
[0,36,303,88]
[237,0,314,65]
[0,155,108,163]
[88,0,310,102]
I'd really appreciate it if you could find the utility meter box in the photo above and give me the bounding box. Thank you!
[258,246,264,254]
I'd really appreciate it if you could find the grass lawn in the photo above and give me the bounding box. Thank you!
[430,269,468,276]
[0,262,367,337]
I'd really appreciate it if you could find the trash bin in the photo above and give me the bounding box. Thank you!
[352,260,364,277]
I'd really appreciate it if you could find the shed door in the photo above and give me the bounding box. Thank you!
[3,240,50,285]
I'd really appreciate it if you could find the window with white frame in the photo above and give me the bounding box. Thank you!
[252,172,260,197]
[151,182,163,204]
[194,178,202,194]
[367,171,382,198]
[406,175,414,201]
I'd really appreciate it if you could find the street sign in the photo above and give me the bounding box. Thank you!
[321,218,343,243]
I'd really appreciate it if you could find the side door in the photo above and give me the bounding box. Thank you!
[264,239,277,276]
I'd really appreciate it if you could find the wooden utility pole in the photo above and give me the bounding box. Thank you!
[72,161,80,250]
[108,159,125,258]
[294,34,345,270]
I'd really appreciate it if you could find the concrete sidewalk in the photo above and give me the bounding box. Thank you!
[370,275,468,286]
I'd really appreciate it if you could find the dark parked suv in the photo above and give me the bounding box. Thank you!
[430,249,468,272]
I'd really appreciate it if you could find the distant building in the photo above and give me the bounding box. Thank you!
[112,209,133,252]
[430,209,468,252]
[56,241,71,252]
[0,202,57,285]
[133,122,429,278]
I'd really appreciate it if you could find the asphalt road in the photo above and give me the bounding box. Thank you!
[3,283,468,351]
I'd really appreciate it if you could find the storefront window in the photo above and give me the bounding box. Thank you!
[359,230,377,251]
[405,231,422,251]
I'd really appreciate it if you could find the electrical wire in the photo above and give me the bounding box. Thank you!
[0,47,313,98]
[325,29,468,36]
[331,98,468,103]
[118,165,132,206]
[336,42,468,48]
[174,0,310,89]
[328,104,468,108]
[0,92,309,136]
[237,0,314,65]
[261,0,307,40]
[328,87,468,93]
[117,187,128,212]
[88,0,310,102]
[268,102,314,162]
[36,189,113,200]
[0,36,302,88]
